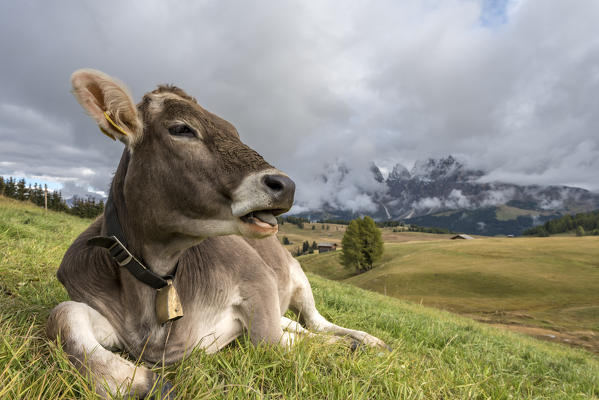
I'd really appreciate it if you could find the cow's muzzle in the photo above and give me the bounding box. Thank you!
[261,174,295,211]
[231,169,296,238]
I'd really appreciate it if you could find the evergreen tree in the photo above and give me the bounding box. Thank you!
[16,178,27,201]
[341,217,384,272]
[360,216,384,269]
[0,176,4,195]
[282,236,290,245]
[311,225,315,230]
[31,183,43,206]
[311,241,318,250]
[302,240,310,254]
[341,219,366,271]
[4,177,16,198]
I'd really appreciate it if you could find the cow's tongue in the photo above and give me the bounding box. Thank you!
[254,211,277,227]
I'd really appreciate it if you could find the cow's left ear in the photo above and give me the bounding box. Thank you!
[70,69,142,146]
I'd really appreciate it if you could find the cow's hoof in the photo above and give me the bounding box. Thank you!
[350,340,362,352]
[146,376,176,399]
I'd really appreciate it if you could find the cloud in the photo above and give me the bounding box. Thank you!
[412,197,444,211]
[411,189,472,212]
[0,0,598,213]
[480,187,516,207]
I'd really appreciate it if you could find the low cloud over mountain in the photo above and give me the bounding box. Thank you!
[292,155,599,234]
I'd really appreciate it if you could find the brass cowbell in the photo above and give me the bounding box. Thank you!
[155,279,184,324]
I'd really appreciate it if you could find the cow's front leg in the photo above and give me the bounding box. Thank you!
[237,278,292,347]
[46,301,174,399]
[287,259,390,350]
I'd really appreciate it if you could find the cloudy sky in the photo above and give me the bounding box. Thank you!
[1,0,598,211]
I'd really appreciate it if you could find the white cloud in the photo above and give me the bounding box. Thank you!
[480,187,516,206]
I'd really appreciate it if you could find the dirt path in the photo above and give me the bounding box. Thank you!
[477,320,599,355]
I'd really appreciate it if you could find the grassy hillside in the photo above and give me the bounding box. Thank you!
[300,236,599,353]
[1,196,598,399]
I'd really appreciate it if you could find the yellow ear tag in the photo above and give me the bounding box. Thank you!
[103,112,129,137]
[99,126,116,141]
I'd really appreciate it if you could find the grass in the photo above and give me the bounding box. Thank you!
[299,236,599,353]
[1,196,599,399]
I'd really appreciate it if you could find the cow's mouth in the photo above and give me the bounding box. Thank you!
[239,210,279,236]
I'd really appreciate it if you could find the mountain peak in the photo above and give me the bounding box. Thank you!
[411,155,463,180]
[387,163,411,181]
[370,163,384,183]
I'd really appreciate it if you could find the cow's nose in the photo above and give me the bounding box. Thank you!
[262,174,295,208]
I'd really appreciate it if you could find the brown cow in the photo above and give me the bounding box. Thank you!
[46,69,387,399]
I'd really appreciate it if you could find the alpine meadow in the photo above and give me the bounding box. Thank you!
[3,1,599,399]
[1,196,599,399]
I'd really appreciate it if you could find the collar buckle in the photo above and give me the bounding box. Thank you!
[107,236,135,267]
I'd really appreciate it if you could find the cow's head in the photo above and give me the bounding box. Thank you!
[71,69,294,240]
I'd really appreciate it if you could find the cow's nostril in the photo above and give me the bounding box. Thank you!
[259,174,296,212]
[263,175,286,192]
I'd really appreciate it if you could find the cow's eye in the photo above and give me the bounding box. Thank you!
[168,124,196,138]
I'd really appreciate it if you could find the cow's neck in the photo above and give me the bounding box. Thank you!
[105,150,193,278]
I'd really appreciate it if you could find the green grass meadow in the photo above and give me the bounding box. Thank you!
[1,196,599,399]
[299,235,599,354]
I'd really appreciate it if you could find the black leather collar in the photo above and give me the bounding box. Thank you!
[87,189,176,290]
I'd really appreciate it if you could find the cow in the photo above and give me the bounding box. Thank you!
[46,69,388,399]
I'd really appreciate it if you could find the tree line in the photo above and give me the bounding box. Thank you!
[278,214,451,234]
[281,237,319,257]
[523,210,599,237]
[0,176,104,219]
[276,215,310,229]
[405,224,453,234]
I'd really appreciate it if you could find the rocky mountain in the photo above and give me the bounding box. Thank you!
[293,156,599,235]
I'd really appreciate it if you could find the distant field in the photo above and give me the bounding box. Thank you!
[1,196,599,399]
[299,236,599,353]
[276,222,347,252]
[277,222,453,253]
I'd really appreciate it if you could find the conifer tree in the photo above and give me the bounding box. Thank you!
[360,216,384,269]
[4,177,16,198]
[16,178,27,200]
[341,216,384,272]
[302,240,310,254]
[341,219,366,271]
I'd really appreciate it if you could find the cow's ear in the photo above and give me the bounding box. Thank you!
[71,69,142,146]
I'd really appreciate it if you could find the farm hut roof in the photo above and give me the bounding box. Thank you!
[451,234,474,240]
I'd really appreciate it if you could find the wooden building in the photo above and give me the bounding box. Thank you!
[450,234,474,240]
[318,243,338,253]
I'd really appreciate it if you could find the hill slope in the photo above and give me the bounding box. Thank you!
[299,237,599,353]
[1,196,598,399]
